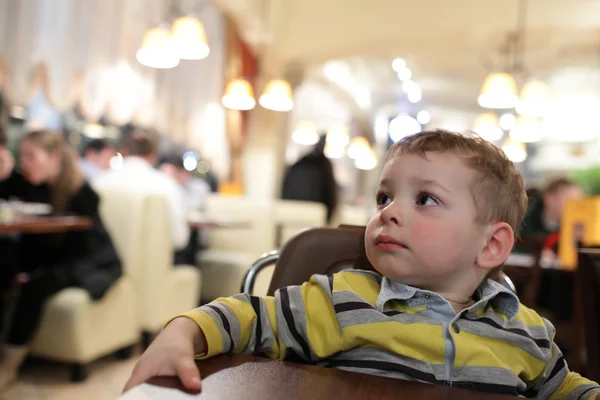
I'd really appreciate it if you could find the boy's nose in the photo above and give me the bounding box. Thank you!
[380,203,403,226]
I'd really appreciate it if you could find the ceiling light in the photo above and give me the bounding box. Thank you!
[347,137,371,160]
[407,90,422,103]
[516,79,551,117]
[389,114,421,142]
[499,113,517,130]
[171,16,210,60]
[478,72,518,109]
[291,121,319,146]
[325,124,350,148]
[354,148,378,170]
[473,113,503,141]
[509,115,543,143]
[221,78,256,110]
[136,26,180,69]
[416,110,431,125]
[392,58,406,72]
[259,79,294,112]
[324,143,345,159]
[397,67,412,81]
[501,138,527,162]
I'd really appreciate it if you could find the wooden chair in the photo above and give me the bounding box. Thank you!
[242,226,516,296]
[576,248,600,382]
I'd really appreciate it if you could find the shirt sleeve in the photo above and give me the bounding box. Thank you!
[530,319,600,400]
[177,274,342,362]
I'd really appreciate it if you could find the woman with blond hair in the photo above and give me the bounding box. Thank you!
[0,130,121,391]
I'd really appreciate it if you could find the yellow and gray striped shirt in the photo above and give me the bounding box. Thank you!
[182,270,600,399]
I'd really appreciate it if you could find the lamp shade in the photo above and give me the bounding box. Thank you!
[473,113,503,141]
[478,73,518,109]
[259,79,294,112]
[354,147,378,170]
[509,115,543,143]
[171,16,210,60]
[291,121,319,145]
[221,79,256,110]
[136,27,180,69]
[324,143,345,159]
[501,137,527,162]
[516,79,551,117]
[347,136,371,159]
[325,124,350,148]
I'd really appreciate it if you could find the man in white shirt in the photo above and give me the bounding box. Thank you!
[79,139,117,182]
[94,130,190,251]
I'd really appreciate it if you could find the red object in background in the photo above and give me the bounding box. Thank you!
[544,232,560,251]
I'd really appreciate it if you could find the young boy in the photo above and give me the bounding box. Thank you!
[125,130,600,399]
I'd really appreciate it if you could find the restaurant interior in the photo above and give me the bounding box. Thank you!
[1,0,600,399]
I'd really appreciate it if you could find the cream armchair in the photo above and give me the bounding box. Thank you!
[96,188,201,347]
[274,200,327,247]
[29,277,138,381]
[197,195,274,302]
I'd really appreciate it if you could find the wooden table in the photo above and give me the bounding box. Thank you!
[120,354,519,400]
[188,220,251,230]
[0,215,93,234]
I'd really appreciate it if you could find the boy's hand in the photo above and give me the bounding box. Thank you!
[123,317,207,393]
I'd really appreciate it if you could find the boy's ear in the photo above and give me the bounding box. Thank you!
[476,222,514,270]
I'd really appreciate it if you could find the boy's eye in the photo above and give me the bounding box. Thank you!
[415,192,438,206]
[376,192,392,206]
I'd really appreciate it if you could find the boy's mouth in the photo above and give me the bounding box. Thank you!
[375,234,407,251]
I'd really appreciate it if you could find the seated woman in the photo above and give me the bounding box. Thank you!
[0,130,122,391]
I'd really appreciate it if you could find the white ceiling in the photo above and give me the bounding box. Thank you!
[213,0,600,113]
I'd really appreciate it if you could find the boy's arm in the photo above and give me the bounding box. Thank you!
[176,274,342,361]
[529,320,600,400]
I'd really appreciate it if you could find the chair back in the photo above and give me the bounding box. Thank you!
[266,226,374,295]
[97,188,173,326]
[577,249,600,383]
[205,194,274,256]
[274,200,327,247]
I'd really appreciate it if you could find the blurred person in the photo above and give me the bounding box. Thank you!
[94,130,190,251]
[0,126,13,180]
[159,152,210,265]
[0,130,121,391]
[281,134,339,223]
[159,152,211,212]
[79,138,117,182]
[519,177,583,251]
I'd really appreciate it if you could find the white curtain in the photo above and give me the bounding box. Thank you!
[0,0,229,179]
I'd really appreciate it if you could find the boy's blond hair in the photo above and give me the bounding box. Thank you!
[386,129,528,236]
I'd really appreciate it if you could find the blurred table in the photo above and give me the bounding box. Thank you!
[188,212,251,230]
[120,353,519,400]
[0,215,93,234]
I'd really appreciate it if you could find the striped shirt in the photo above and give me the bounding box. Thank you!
[181,270,600,399]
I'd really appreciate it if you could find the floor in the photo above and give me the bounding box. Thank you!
[0,349,140,400]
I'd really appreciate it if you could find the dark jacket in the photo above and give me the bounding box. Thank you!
[281,152,338,223]
[0,171,121,300]
[519,196,554,239]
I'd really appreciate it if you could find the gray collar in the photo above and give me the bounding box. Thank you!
[376,277,520,320]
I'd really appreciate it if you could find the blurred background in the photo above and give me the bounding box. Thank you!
[1,0,600,398]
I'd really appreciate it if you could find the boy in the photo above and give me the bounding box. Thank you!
[125,130,600,399]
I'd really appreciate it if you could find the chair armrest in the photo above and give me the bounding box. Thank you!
[241,251,279,294]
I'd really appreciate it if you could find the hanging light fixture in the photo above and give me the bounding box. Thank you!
[326,124,350,148]
[347,137,371,159]
[501,137,527,162]
[171,16,210,60]
[478,73,519,109]
[136,26,180,69]
[221,78,256,110]
[389,114,421,142]
[291,121,319,145]
[516,78,550,116]
[354,147,378,170]
[324,143,345,159]
[509,115,543,143]
[473,113,503,141]
[259,79,294,112]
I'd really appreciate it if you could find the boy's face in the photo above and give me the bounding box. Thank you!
[365,152,488,291]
